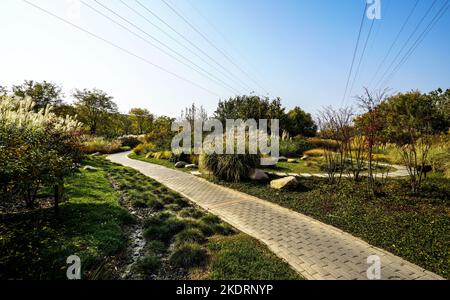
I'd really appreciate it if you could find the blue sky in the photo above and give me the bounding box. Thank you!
[0,0,449,117]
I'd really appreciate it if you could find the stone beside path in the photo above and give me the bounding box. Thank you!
[108,152,442,280]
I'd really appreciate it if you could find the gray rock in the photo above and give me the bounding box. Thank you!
[270,176,298,190]
[185,164,198,169]
[90,152,101,157]
[249,169,269,181]
[190,171,202,176]
[83,165,97,172]
[175,161,188,168]
[278,156,288,162]
[300,155,309,161]
[287,159,298,163]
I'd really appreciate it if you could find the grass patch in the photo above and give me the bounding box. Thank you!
[207,233,303,280]
[0,165,131,280]
[214,176,450,279]
[169,243,208,269]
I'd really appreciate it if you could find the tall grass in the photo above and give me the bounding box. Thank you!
[200,153,260,182]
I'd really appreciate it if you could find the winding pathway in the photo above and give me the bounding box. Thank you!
[108,152,442,280]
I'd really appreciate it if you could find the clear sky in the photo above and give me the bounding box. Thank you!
[0,0,449,117]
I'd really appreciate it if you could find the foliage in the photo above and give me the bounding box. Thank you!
[284,106,317,137]
[12,80,63,110]
[145,116,175,150]
[207,234,303,280]
[306,137,340,151]
[379,90,444,192]
[117,135,141,148]
[73,89,118,135]
[169,243,208,269]
[200,153,260,182]
[214,95,285,129]
[303,148,326,157]
[132,142,157,155]
[129,108,154,135]
[279,134,314,157]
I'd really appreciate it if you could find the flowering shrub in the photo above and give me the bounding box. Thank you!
[0,96,83,210]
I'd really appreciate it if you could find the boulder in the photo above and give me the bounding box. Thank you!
[278,156,288,162]
[83,165,97,172]
[190,171,202,176]
[270,176,298,190]
[300,155,309,161]
[185,164,197,169]
[249,169,269,181]
[90,152,101,157]
[287,159,298,163]
[175,161,188,168]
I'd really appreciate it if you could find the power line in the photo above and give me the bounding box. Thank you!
[368,0,420,90]
[347,16,376,104]
[379,0,449,88]
[118,0,252,94]
[21,0,220,96]
[134,0,254,94]
[374,0,439,90]
[341,1,367,106]
[90,0,241,95]
[160,0,269,95]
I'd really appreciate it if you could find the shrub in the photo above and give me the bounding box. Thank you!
[117,135,141,148]
[304,148,327,157]
[179,207,204,219]
[153,151,173,160]
[133,254,161,274]
[82,136,122,154]
[0,96,83,209]
[307,137,340,151]
[133,143,156,155]
[147,240,167,255]
[200,153,260,182]
[143,212,185,242]
[169,243,207,269]
[174,228,206,246]
[279,139,313,157]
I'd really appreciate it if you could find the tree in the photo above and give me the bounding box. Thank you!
[285,106,317,137]
[181,103,208,127]
[12,80,63,110]
[379,90,442,193]
[73,89,118,135]
[129,108,154,134]
[426,88,450,133]
[145,116,175,150]
[214,95,286,127]
[355,88,388,194]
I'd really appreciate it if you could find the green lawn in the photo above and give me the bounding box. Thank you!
[213,176,450,279]
[0,162,132,280]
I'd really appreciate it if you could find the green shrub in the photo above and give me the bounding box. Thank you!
[133,143,156,155]
[154,151,173,160]
[174,228,206,246]
[143,212,185,242]
[82,136,122,154]
[133,254,161,274]
[169,243,208,269]
[117,135,141,148]
[279,139,313,157]
[200,153,260,182]
[147,240,167,255]
[120,146,131,151]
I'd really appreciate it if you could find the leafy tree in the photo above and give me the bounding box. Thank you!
[0,95,82,214]
[73,89,118,135]
[12,80,63,110]
[145,116,175,150]
[214,95,286,125]
[426,88,450,133]
[0,85,7,96]
[181,103,208,127]
[285,106,317,137]
[129,108,154,134]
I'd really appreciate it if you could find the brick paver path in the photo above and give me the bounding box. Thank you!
[108,152,443,280]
